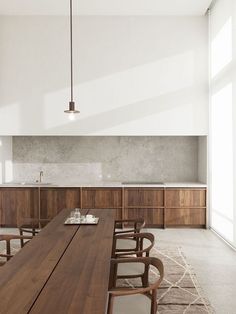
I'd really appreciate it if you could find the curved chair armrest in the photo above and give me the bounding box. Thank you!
[109,257,164,293]
[113,233,154,257]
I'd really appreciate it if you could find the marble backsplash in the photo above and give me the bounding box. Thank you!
[12,136,200,184]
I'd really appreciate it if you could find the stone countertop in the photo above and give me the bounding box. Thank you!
[0,182,207,188]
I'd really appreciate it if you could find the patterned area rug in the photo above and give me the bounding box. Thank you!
[152,246,215,313]
[0,238,215,313]
[117,245,215,313]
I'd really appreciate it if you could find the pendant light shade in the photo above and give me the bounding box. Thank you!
[64,0,80,116]
[64,101,79,114]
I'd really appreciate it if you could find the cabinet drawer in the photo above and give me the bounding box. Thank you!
[124,188,164,207]
[124,208,164,227]
[165,208,206,226]
[165,189,206,208]
[82,188,122,209]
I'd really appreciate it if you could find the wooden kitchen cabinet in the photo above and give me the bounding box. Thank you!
[124,188,164,227]
[40,188,80,220]
[0,188,39,227]
[81,188,122,220]
[0,186,207,228]
[165,188,207,227]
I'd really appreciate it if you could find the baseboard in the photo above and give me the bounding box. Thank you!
[210,227,236,251]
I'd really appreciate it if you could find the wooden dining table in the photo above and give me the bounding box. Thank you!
[0,208,116,314]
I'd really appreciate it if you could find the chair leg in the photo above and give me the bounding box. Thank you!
[6,240,11,261]
[107,294,114,314]
[19,229,24,248]
[151,289,157,314]
[142,264,149,287]
[109,262,118,290]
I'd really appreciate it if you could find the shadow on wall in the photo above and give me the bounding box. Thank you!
[0,16,208,134]
[44,85,201,134]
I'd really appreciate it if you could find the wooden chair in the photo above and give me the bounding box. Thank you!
[112,233,155,286]
[18,218,50,248]
[0,234,32,265]
[114,219,146,253]
[108,257,164,314]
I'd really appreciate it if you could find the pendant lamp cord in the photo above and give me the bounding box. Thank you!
[70,0,73,102]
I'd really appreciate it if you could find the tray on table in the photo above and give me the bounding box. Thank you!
[64,217,99,225]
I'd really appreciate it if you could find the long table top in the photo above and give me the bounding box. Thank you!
[0,208,116,314]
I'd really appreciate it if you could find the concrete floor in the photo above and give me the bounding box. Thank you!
[1,227,235,313]
[147,228,236,314]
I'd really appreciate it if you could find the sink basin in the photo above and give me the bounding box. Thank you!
[122,182,164,185]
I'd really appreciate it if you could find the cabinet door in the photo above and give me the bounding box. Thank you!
[165,188,206,228]
[81,188,122,220]
[82,188,122,208]
[124,208,164,227]
[165,208,206,227]
[165,189,206,208]
[124,188,164,208]
[124,188,164,227]
[40,188,80,220]
[0,188,39,227]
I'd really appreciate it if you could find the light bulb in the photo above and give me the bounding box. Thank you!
[68,112,75,121]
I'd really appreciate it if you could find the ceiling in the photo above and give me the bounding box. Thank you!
[0,0,213,16]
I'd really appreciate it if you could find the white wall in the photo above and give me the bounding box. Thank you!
[0,16,208,135]
[0,136,13,183]
[209,0,236,247]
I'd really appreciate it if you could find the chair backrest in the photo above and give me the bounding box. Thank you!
[0,234,32,265]
[18,218,50,230]
[113,232,155,258]
[114,218,145,235]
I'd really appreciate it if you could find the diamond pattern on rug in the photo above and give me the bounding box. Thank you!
[118,245,215,314]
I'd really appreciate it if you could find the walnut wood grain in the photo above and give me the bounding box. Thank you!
[82,187,122,220]
[123,207,164,227]
[124,188,164,227]
[0,186,207,229]
[124,188,164,208]
[29,208,116,314]
[40,188,80,220]
[0,208,87,314]
[0,188,39,227]
[165,188,206,208]
[165,208,206,226]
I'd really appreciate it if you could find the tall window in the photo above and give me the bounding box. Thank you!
[210,9,234,244]
[211,83,234,242]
